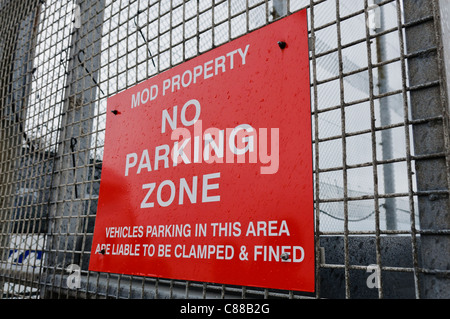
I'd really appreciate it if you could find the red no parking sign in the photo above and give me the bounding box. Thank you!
[89,9,314,292]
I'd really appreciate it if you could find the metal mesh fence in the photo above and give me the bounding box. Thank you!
[0,0,449,299]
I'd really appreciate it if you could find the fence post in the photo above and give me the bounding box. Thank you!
[402,0,450,299]
[41,0,105,297]
[374,0,397,230]
[0,0,40,295]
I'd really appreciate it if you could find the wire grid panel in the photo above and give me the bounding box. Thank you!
[0,0,448,299]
